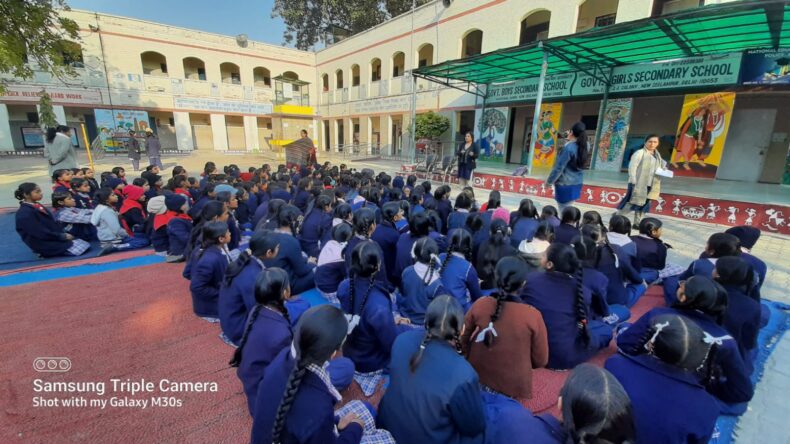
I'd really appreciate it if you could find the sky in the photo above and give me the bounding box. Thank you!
[67,0,290,46]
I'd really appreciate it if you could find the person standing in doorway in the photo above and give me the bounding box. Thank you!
[545,122,589,211]
[125,129,142,172]
[617,134,664,226]
[456,132,480,188]
[44,125,78,176]
[144,128,163,169]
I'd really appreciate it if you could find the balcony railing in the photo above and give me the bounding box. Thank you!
[220,83,244,99]
[143,75,171,93]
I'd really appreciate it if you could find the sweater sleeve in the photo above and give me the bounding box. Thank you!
[369,304,398,355]
[707,342,754,404]
[615,311,652,355]
[48,139,69,164]
[18,210,67,241]
[448,377,486,438]
[465,264,483,303]
[619,252,643,284]
[546,145,572,185]
[286,238,315,278]
[531,311,550,369]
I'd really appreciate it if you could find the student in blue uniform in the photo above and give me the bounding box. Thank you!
[257,198,286,231]
[292,177,312,213]
[70,178,94,209]
[434,185,453,234]
[189,183,216,220]
[572,235,630,324]
[378,296,486,443]
[438,229,481,311]
[521,243,613,369]
[14,183,90,257]
[51,169,72,194]
[476,220,518,291]
[315,223,353,303]
[264,205,316,294]
[183,201,229,278]
[714,256,761,375]
[447,192,473,233]
[663,232,741,305]
[147,196,169,256]
[344,207,377,272]
[631,217,670,283]
[233,185,252,229]
[399,237,448,325]
[252,305,391,444]
[539,205,561,230]
[509,198,540,248]
[188,221,232,322]
[554,206,581,245]
[164,194,193,261]
[606,314,720,444]
[617,275,754,407]
[725,225,767,300]
[394,211,431,281]
[219,231,282,347]
[215,190,241,251]
[297,194,333,258]
[582,224,646,308]
[371,201,403,286]
[51,191,97,242]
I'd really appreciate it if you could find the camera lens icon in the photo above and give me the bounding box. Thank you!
[34,357,71,372]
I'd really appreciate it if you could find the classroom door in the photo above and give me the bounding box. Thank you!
[717,109,776,182]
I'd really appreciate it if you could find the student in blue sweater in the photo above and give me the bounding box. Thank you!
[606,214,639,268]
[256,198,286,231]
[183,201,229,278]
[447,192,473,233]
[618,275,754,408]
[509,198,540,248]
[399,237,449,325]
[315,223,353,303]
[554,206,581,245]
[476,220,518,291]
[725,226,767,298]
[521,243,613,369]
[264,205,316,294]
[663,232,741,305]
[297,194,333,258]
[344,207,377,272]
[215,190,241,251]
[252,305,393,444]
[438,229,481,311]
[582,224,646,308]
[606,314,720,444]
[715,257,762,375]
[393,211,431,280]
[539,205,561,230]
[434,185,453,234]
[371,202,403,286]
[631,217,674,284]
[378,296,486,443]
[14,183,90,257]
[292,177,313,213]
[572,235,630,324]
[164,194,193,261]
[188,221,232,322]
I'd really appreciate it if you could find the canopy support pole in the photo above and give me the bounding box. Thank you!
[591,67,614,170]
[409,73,418,164]
[526,42,548,177]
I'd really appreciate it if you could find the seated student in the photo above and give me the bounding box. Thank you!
[554,206,581,245]
[256,198,286,231]
[522,243,613,369]
[14,183,90,257]
[378,296,485,443]
[395,200,410,233]
[189,183,216,221]
[91,188,149,256]
[105,177,126,211]
[399,237,448,325]
[394,212,432,280]
[408,187,425,215]
[663,232,741,305]
[269,181,292,204]
[476,220,518,291]
[183,201,229,278]
[539,204,561,230]
[715,257,762,376]
[330,202,353,230]
[433,186,453,234]
[479,190,501,213]
[70,178,94,209]
[264,205,316,294]
[170,175,194,205]
[142,173,163,201]
[631,217,674,284]
[146,196,168,256]
[215,189,241,251]
[518,221,553,275]
[119,185,148,237]
[187,177,201,202]
[234,185,252,229]
[297,194,333,258]
[371,202,403,286]
[724,225,767,300]
[338,242,411,395]
[425,209,448,253]
[606,314,720,444]
[618,275,754,407]
[51,168,73,194]
[51,191,96,242]
[438,229,482,311]
[509,198,540,248]
[82,167,99,197]
[292,177,312,213]
[473,190,499,245]
[315,223,353,303]
[573,235,630,324]
[163,194,193,262]
[344,208,377,271]
[581,210,606,234]
[606,214,638,268]
[466,213,486,260]
[251,305,390,444]
[461,257,548,401]
[582,224,646,308]
[188,221,232,322]
[447,192,473,234]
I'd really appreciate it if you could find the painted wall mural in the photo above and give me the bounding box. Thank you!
[595,98,633,172]
[475,108,508,163]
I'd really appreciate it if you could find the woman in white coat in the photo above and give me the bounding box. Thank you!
[616,134,665,226]
[44,125,78,176]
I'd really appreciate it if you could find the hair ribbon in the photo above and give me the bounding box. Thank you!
[474,322,498,343]
[644,321,670,351]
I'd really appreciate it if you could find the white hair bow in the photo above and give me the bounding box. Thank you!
[644,321,670,351]
[474,322,498,343]
[702,331,732,346]
[345,314,361,335]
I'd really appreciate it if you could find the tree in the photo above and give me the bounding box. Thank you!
[38,90,58,128]
[0,0,81,93]
[415,111,450,141]
[272,0,430,50]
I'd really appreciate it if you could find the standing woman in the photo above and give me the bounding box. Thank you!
[456,132,480,188]
[44,125,78,176]
[617,134,664,226]
[545,122,589,211]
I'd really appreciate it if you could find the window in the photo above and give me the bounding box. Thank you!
[321,74,329,92]
[184,57,207,81]
[371,59,381,82]
[595,13,616,27]
[141,51,168,76]
[220,62,242,84]
[168,117,175,126]
[253,67,271,87]
[461,30,483,58]
[351,65,360,86]
[392,52,405,77]
[519,10,551,45]
[417,44,434,68]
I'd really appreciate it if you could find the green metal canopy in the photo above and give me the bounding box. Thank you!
[413,0,790,91]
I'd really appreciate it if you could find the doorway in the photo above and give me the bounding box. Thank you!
[717,109,777,182]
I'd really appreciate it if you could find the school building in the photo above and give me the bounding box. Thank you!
[1,0,789,187]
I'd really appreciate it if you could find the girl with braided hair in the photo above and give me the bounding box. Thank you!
[715,256,761,375]
[461,256,548,401]
[572,235,631,325]
[522,243,613,369]
[252,305,393,444]
[438,229,481,311]
[554,205,581,245]
[315,222,354,303]
[582,223,646,307]
[606,314,720,444]
[188,221,232,322]
[398,237,449,325]
[393,211,432,280]
[475,219,518,291]
[509,198,539,248]
[264,205,316,294]
[447,191,473,233]
[379,296,485,443]
[371,201,403,286]
[182,201,229,279]
[298,193,333,258]
[617,275,754,407]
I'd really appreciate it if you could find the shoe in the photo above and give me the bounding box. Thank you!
[98,245,115,257]
[634,211,644,227]
[165,254,184,263]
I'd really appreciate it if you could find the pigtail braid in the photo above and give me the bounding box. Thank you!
[438,245,453,277]
[484,291,506,348]
[409,332,432,373]
[358,272,377,316]
[574,267,590,346]
[277,301,293,330]
[229,304,262,367]
[423,257,437,285]
[348,271,357,314]
[224,249,253,286]
[271,363,308,443]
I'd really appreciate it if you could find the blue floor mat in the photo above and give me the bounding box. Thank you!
[713,300,789,443]
[0,255,165,287]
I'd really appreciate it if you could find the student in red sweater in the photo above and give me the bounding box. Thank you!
[461,256,548,401]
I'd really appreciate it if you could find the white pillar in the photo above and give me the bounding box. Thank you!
[333,120,340,152]
[243,115,260,151]
[210,113,229,151]
[36,104,67,125]
[0,104,13,151]
[173,111,193,151]
[386,115,394,156]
